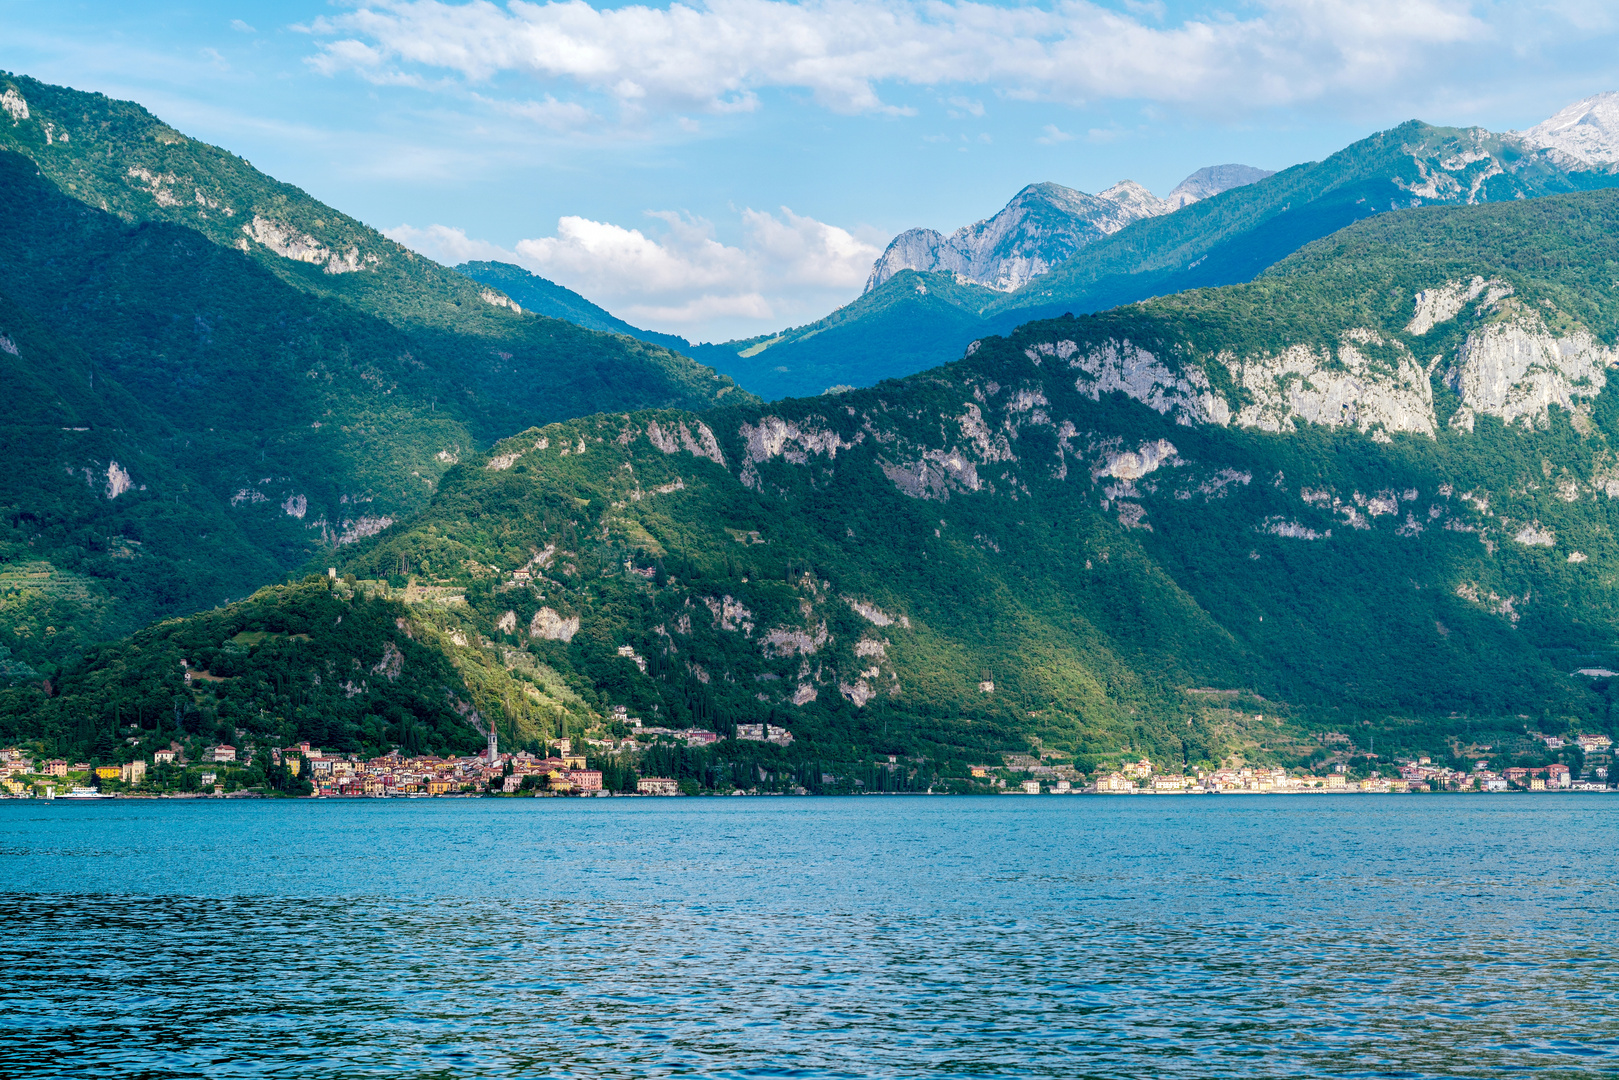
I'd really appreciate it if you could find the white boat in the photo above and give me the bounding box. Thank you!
[60,787,110,799]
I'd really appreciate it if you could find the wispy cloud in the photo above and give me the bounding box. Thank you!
[386,206,882,340]
[1036,123,1073,144]
[306,0,1488,122]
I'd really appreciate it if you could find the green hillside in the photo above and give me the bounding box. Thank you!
[718,121,1619,400]
[456,260,694,353]
[18,187,1619,780]
[0,578,489,763]
[0,72,751,673]
[703,271,1002,401]
[342,186,1619,763]
[455,260,768,380]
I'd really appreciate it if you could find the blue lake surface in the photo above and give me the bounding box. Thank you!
[2,795,1617,1077]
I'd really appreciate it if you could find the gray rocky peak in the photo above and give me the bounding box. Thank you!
[1166,164,1275,209]
[865,166,1272,294]
[1515,92,1619,165]
[1096,179,1171,219]
[864,180,1166,294]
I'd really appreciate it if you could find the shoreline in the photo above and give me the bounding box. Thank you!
[7,787,1614,802]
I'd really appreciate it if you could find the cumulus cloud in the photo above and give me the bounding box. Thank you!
[385,207,882,340]
[307,0,1487,119]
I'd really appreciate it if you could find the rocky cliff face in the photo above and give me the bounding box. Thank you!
[1001,281,1615,444]
[864,168,1271,294]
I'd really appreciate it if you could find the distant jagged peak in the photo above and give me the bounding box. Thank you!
[1166,164,1275,209]
[1515,91,1619,165]
[863,178,1166,294]
[1096,179,1171,219]
[863,167,1271,295]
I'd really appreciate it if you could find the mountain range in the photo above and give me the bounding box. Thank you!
[701,106,1619,399]
[4,71,1619,789]
[473,97,1619,403]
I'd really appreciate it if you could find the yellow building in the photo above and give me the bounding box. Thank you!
[95,765,121,781]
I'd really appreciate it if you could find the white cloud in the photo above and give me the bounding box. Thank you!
[306,0,1488,120]
[230,19,257,34]
[384,222,515,264]
[386,207,883,340]
[517,212,751,295]
[1036,124,1075,144]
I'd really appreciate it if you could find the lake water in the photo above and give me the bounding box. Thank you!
[2,795,1617,1077]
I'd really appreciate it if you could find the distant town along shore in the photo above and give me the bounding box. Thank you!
[2,729,1611,800]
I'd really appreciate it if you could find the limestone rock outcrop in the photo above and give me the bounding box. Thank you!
[1446,314,1616,431]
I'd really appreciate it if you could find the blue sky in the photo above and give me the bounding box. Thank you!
[5,1,1619,341]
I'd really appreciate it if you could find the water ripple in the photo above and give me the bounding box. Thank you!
[1,797,1616,1077]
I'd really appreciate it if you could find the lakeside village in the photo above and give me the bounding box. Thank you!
[2,704,1614,799]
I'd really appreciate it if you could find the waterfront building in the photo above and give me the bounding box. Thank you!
[567,769,603,792]
[637,777,679,796]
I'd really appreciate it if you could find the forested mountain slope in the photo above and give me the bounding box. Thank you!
[0,578,490,761]
[456,260,697,354]
[20,189,1619,774]
[0,72,749,672]
[454,260,776,376]
[717,119,1619,399]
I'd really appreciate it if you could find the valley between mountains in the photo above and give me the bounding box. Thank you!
[4,71,1619,792]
